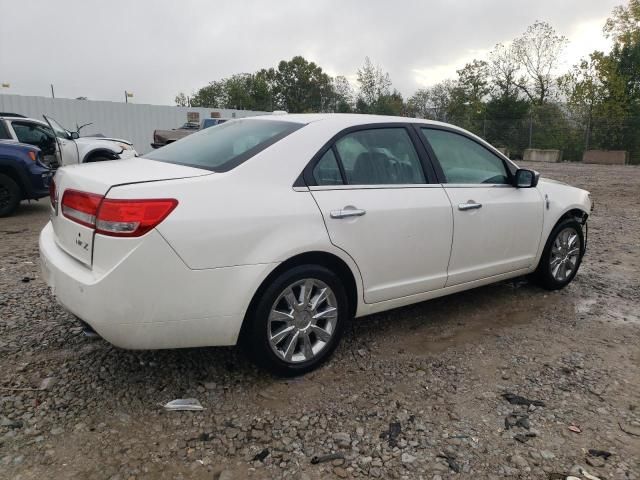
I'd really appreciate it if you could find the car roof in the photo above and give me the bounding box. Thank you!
[248,112,455,129]
[0,115,47,125]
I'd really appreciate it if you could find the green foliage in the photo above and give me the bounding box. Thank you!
[271,56,333,113]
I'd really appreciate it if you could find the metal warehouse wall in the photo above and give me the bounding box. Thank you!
[0,94,268,154]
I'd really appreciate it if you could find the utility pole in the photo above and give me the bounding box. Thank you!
[528,110,533,149]
[125,90,128,104]
[50,84,55,99]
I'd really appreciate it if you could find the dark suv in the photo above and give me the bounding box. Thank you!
[0,140,53,217]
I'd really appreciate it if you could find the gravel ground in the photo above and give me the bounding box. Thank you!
[1,161,639,480]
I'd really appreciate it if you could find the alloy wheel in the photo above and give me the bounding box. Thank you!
[268,278,338,364]
[549,227,581,282]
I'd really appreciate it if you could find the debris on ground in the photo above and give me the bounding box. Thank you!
[380,421,402,447]
[568,424,582,433]
[310,453,345,465]
[437,453,461,473]
[162,398,204,411]
[501,392,546,407]
[513,432,537,443]
[587,449,612,459]
[505,413,530,430]
[618,420,640,436]
[252,448,269,462]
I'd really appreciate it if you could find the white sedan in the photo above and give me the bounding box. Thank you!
[40,114,591,375]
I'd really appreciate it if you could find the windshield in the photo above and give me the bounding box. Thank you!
[44,116,71,140]
[144,119,304,172]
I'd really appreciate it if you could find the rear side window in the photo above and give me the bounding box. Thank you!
[313,149,343,185]
[334,128,425,185]
[145,119,304,172]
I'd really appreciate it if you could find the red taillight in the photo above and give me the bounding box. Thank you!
[96,199,178,237]
[61,190,102,228]
[61,189,177,237]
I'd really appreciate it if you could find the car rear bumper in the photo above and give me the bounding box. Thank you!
[39,222,276,349]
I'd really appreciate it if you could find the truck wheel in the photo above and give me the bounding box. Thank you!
[0,173,21,217]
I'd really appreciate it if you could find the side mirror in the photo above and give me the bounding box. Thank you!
[70,131,79,140]
[514,168,539,188]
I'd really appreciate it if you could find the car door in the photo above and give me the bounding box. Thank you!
[10,120,59,164]
[418,127,543,286]
[44,116,80,165]
[307,125,453,304]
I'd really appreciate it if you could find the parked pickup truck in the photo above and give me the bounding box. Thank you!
[0,140,53,217]
[151,118,228,149]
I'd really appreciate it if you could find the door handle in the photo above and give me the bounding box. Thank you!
[458,201,482,211]
[330,208,366,219]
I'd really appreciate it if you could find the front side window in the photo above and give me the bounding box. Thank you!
[420,128,509,184]
[145,119,304,172]
[11,121,57,154]
[44,116,72,140]
[334,128,425,185]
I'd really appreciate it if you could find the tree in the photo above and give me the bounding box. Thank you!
[332,76,354,113]
[407,88,432,118]
[488,43,521,100]
[174,92,189,107]
[356,57,392,113]
[513,21,568,104]
[456,60,491,104]
[604,0,640,46]
[602,0,640,158]
[190,81,226,108]
[271,56,333,113]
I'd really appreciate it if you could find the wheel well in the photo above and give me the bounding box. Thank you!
[0,166,25,197]
[238,251,359,343]
[558,208,588,225]
[83,149,119,163]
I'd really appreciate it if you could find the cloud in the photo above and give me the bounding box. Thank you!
[0,0,621,104]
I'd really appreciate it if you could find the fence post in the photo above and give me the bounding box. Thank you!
[528,111,533,149]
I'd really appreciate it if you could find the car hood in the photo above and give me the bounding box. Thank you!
[539,177,569,187]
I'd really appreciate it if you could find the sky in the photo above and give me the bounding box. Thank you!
[0,0,620,106]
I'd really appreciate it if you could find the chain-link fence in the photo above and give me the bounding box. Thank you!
[440,107,640,164]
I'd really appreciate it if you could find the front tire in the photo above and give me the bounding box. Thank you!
[534,218,585,290]
[0,174,21,217]
[244,265,349,376]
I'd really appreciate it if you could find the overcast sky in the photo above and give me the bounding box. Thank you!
[0,0,620,106]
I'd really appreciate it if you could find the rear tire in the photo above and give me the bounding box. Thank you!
[533,218,585,290]
[0,174,21,217]
[244,265,349,376]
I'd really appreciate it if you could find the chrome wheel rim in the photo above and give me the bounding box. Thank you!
[268,278,338,364]
[550,227,581,281]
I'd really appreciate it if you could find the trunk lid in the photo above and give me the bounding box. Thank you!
[51,158,210,266]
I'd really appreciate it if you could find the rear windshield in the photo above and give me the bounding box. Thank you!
[145,119,304,172]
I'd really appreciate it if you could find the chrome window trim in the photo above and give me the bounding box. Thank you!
[443,183,514,189]
[308,184,444,191]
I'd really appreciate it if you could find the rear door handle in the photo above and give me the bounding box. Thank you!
[458,201,482,211]
[330,208,366,219]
